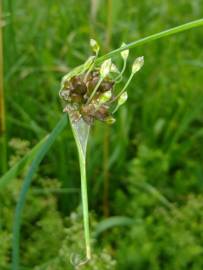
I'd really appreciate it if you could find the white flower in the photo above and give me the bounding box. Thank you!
[132,56,144,74]
[121,43,129,60]
[99,90,112,103]
[105,116,116,125]
[118,92,128,106]
[100,59,112,78]
[110,63,120,73]
[90,39,100,54]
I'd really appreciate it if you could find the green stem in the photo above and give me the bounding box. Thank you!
[68,18,203,80]
[87,77,103,104]
[97,18,203,64]
[70,119,91,261]
[79,148,91,260]
[115,59,127,83]
[112,72,134,111]
[84,53,98,83]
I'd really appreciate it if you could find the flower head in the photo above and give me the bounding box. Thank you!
[59,40,144,125]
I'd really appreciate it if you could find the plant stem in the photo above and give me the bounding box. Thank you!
[87,77,103,104]
[115,59,127,82]
[78,148,91,259]
[68,19,203,81]
[113,72,134,104]
[70,119,91,261]
[98,18,203,63]
[0,0,7,174]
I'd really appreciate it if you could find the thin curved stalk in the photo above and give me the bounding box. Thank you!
[68,18,203,78]
[98,18,203,63]
[12,115,67,270]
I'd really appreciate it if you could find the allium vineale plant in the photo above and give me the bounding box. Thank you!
[59,39,144,266]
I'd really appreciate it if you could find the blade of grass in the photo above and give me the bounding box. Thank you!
[0,136,47,189]
[90,0,101,23]
[0,1,7,174]
[11,114,67,270]
[134,181,173,209]
[32,187,79,195]
[9,99,46,137]
[93,216,134,237]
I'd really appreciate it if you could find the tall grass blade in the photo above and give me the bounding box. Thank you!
[90,0,101,22]
[94,216,134,237]
[11,115,67,270]
[0,136,47,189]
[0,0,7,174]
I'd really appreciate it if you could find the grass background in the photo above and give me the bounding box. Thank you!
[1,0,203,269]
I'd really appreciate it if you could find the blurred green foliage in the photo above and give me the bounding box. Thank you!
[1,0,203,269]
[0,139,115,269]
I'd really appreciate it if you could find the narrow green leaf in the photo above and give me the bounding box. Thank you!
[134,182,172,209]
[94,216,134,237]
[12,115,67,270]
[0,136,47,189]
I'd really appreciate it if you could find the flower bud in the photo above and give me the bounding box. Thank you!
[83,56,95,70]
[90,39,100,54]
[60,90,70,101]
[121,43,129,60]
[105,116,116,125]
[111,63,120,73]
[100,59,112,78]
[132,56,144,74]
[118,91,128,106]
[99,90,112,103]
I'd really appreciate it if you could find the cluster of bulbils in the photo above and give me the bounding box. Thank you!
[59,39,144,125]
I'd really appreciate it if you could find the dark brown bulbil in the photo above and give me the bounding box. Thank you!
[60,70,115,125]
